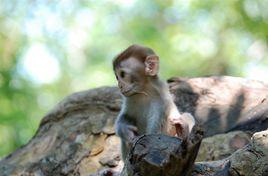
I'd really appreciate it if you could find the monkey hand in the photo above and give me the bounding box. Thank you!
[168,109,185,126]
[169,112,195,140]
[116,123,138,144]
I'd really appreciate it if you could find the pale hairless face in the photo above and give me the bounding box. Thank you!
[115,57,146,97]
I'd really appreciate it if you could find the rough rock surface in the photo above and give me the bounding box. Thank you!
[196,131,251,161]
[0,87,122,176]
[168,76,268,136]
[0,76,267,176]
[193,129,268,176]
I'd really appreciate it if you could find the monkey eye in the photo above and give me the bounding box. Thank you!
[120,71,125,78]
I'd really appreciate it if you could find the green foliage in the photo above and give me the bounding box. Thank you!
[0,0,268,157]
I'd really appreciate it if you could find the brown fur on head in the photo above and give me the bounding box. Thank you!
[113,44,160,97]
[113,44,155,71]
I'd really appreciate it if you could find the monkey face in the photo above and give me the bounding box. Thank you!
[115,57,147,97]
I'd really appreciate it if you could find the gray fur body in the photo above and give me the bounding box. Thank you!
[115,78,178,160]
[113,45,195,161]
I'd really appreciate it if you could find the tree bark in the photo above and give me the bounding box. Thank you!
[121,125,204,176]
[0,76,267,176]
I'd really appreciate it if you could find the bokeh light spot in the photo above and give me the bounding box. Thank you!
[20,44,60,84]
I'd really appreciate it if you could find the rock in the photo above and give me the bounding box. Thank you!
[1,77,268,175]
[99,136,121,167]
[196,131,251,161]
[193,129,268,176]
[228,130,268,176]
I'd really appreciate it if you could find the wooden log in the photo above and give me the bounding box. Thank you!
[121,125,203,176]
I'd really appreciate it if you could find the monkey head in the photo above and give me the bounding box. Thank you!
[113,45,159,97]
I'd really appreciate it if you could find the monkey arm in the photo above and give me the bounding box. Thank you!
[115,113,139,161]
[146,118,162,134]
[115,113,138,143]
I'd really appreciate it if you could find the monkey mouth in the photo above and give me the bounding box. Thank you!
[121,89,133,96]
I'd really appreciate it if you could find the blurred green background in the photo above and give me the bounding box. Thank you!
[0,0,268,158]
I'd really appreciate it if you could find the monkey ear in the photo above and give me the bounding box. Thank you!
[145,55,159,76]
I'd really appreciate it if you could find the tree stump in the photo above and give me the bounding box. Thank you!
[121,125,203,176]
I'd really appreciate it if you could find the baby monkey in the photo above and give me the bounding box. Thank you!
[113,44,195,160]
